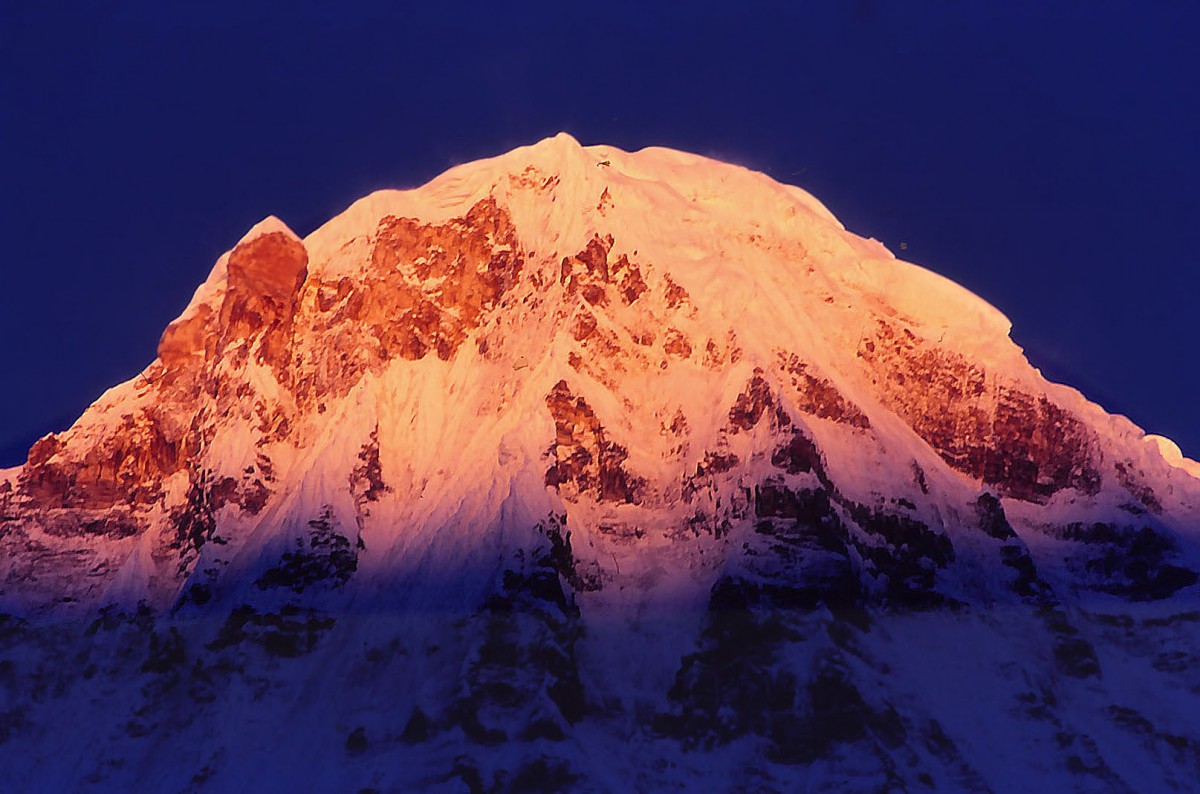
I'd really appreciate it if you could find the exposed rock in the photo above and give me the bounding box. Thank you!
[446,528,587,748]
[544,380,643,504]
[349,430,389,507]
[662,274,689,309]
[1058,522,1199,600]
[776,352,870,429]
[1041,607,1102,679]
[662,328,692,359]
[858,319,1102,503]
[559,233,650,308]
[255,507,358,593]
[975,492,1017,541]
[845,502,955,608]
[165,466,223,578]
[297,197,523,400]
[207,604,335,658]
[19,410,185,514]
[157,304,213,368]
[217,228,309,383]
[729,369,774,432]
[1114,460,1163,514]
[570,310,597,342]
[771,431,822,475]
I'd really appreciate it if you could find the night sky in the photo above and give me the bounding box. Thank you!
[2,2,1197,466]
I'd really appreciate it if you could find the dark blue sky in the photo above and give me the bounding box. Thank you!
[2,1,1197,465]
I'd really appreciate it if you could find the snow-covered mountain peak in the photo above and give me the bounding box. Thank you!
[239,214,302,246]
[2,135,1199,791]
[5,135,1199,608]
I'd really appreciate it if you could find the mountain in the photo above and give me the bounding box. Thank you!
[1,133,1198,792]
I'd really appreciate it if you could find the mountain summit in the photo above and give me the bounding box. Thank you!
[2,135,1198,791]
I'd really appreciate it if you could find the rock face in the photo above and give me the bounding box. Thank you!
[217,225,309,382]
[858,318,1103,503]
[1,133,1198,791]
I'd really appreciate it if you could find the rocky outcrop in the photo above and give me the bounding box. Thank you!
[858,318,1102,503]
[296,198,523,401]
[728,369,776,432]
[156,304,212,368]
[20,413,183,512]
[217,227,309,383]
[1057,521,1198,601]
[775,351,870,429]
[255,507,359,593]
[559,233,648,308]
[544,380,644,504]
